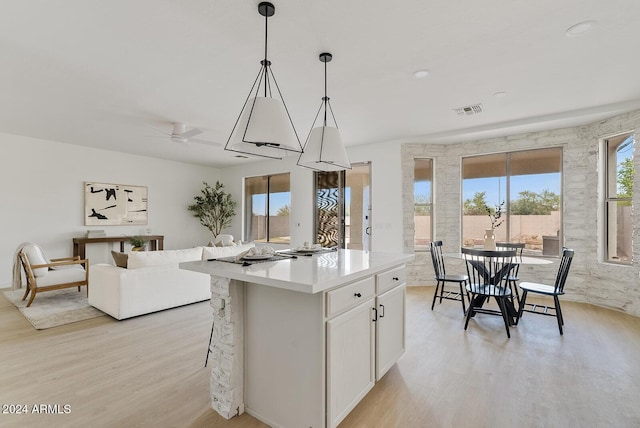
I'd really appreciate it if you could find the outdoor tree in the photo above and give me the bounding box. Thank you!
[617,157,634,197]
[510,189,560,215]
[463,192,488,215]
[188,181,237,238]
[276,204,291,216]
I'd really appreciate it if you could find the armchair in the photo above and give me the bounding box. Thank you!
[19,244,89,307]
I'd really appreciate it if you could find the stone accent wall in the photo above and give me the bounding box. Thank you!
[402,109,640,317]
[209,276,244,419]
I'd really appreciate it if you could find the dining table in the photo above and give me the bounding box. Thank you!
[445,250,553,324]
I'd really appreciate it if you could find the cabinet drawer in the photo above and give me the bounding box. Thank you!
[327,277,375,318]
[376,265,406,294]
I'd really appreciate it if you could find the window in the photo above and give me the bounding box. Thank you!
[244,173,291,243]
[414,158,433,250]
[462,148,562,255]
[604,132,634,263]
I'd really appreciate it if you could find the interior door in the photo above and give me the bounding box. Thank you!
[315,162,371,250]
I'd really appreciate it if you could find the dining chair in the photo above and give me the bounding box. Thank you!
[429,241,469,313]
[517,248,574,335]
[461,247,517,338]
[495,242,525,308]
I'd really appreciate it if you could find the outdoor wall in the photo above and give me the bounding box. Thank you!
[0,132,221,286]
[248,215,289,242]
[402,109,640,317]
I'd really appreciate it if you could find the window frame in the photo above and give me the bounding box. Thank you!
[461,147,563,256]
[244,172,291,244]
[603,131,634,265]
[413,158,433,252]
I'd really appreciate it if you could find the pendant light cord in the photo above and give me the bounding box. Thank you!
[323,59,328,126]
[264,11,269,97]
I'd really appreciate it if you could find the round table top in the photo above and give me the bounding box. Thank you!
[443,252,553,265]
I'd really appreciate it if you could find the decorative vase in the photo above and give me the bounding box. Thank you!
[132,246,145,252]
[483,229,496,250]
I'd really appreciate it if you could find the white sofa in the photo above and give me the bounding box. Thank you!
[89,243,255,320]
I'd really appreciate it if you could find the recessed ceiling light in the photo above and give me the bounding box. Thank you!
[493,91,507,98]
[413,69,430,79]
[565,20,597,37]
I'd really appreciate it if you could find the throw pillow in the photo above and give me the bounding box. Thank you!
[22,245,49,277]
[111,251,128,268]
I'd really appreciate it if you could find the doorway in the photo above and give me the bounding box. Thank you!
[314,162,371,250]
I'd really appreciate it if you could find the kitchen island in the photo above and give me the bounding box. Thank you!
[181,249,413,428]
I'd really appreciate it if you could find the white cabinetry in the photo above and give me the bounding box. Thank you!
[326,266,406,428]
[327,298,376,427]
[376,284,405,380]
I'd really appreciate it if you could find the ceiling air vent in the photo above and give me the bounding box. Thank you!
[454,104,484,116]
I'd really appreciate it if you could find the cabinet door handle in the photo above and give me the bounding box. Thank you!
[354,292,362,298]
[393,277,399,281]
[372,307,378,322]
[379,304,385,318]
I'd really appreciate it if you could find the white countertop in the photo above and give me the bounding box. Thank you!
[180,249,414,294]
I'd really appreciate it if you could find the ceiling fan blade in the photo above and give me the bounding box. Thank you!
[181,128,203,139]
[171,136,187,144]
[189,138,222,146]
[144,123,172,136]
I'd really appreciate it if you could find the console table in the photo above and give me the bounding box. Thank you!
[72,235,164,259]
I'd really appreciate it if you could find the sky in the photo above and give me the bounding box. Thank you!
[252,192,289,215]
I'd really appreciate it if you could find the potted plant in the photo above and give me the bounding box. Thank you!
[483,201,505,250]
[128,235,147,251]
[188,181,237,239]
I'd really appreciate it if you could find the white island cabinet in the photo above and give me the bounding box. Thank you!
[181,249,412,428]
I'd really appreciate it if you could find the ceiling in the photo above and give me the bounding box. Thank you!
[2,0,639,168]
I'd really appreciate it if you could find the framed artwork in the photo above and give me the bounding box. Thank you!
[84,182,148,226]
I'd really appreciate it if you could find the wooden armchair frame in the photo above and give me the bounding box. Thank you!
[19,252,89,307]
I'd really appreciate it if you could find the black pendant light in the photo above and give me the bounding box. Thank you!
[298,52,350,171]
[224,2,303,160]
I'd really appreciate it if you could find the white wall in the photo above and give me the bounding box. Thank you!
[220,142,405,254]
[347,141,404,253]
[0,132,221,286]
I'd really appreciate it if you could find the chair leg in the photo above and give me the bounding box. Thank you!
[459,282,467,314]
[463,293,476,330]
[517,290,528,323]
[496,297,511,338]
[21,285,30,301]
[510,280,520,307]
[205,319,215,367]
[26,289,37,307]
[554,296,564,326]
[554,295,564,335]
[431,281,441,310]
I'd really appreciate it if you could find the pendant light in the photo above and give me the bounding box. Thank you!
[225,2,303,159]
[297,52,351,171]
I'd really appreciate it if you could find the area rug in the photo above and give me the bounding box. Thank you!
[2,288,106,330]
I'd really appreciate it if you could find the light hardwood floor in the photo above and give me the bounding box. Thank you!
[1,286,639,428]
